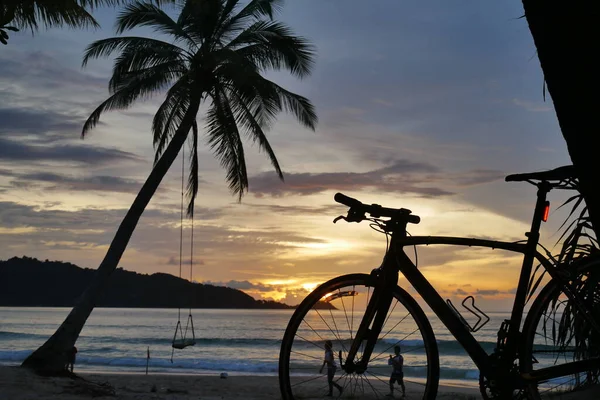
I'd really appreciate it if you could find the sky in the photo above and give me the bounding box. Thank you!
[0,0,576,311]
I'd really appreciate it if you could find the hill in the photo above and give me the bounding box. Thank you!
[0,256,334,309]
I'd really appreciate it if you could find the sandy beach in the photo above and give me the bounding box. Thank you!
[0,366,481,399]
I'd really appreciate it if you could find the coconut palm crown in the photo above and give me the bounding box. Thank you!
[82,0,317,212]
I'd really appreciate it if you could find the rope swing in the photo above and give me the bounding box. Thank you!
[171,144,196,361]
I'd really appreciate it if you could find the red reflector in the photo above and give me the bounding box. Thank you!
[542,201,550,222]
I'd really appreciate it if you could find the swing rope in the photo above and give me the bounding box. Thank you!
[178,142,184,329]
[171,143,196,362]
[186,211,195,338]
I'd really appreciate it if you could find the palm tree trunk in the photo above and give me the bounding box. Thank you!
[21,97,201,373]
[522,0,600,238]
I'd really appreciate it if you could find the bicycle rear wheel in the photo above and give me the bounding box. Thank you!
[279,273,439,400]
[521,259,600,399]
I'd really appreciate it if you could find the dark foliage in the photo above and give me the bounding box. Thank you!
[0,256,294,309]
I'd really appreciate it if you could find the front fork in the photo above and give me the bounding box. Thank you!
[341,254,398,374]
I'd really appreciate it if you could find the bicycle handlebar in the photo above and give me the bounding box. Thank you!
[334,192,420,224]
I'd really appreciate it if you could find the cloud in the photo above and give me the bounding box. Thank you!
[0,201,223,231]
[0,51,107,92]
[0,201,127,231]
[0,108,85,141]
[475,289,501,296]
[249,160,453,198]
[512,98,552,112]
[0,137,140,165]
[9,172,142,194]
[243,203,342,216]
[452,169,504,186]
[205,279,276,293]
[167,256,205,266]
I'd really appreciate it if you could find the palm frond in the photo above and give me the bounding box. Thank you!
[225,85,283,180]
[109,61,182,98]
[114,1,198,49]
[217,0,239,25]
[206,87,248,199]
[82,61,180,136]
[552,261,600,388]
[554,191,598,265]
[229,0,283,23]
[548,179,600,387]
[216,0,283,42]
[153,77,192,162]
[7,0,98,32]
[215,54,317,129]
[110,54,184,93]
[177,0,224,46]
[78,0,175,9]
[186,120,199,216]
[270,80,317,129]
[217,61,280,128]
[82,36,184,67]
[227,20,315,78]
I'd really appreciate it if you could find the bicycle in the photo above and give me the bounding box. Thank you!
[278,165,600,399]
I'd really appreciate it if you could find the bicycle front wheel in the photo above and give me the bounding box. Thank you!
[279,273,439,400]
[521,259,600,399]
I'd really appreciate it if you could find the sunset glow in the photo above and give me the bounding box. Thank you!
[0,0,573,312]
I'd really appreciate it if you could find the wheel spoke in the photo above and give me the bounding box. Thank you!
[522,264,600,400]
[280,274,438,400]
[370,327,420,363]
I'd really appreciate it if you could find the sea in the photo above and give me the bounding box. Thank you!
[0,307,511,387]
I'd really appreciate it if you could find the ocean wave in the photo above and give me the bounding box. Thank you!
[88,337,282,346]
[0,350,33,362]
[0,350,278,373]
[78,355,279,374]
[380,338,497,355]
[0,349,485,382]
[0,331,49,340]
[0,334,282,347]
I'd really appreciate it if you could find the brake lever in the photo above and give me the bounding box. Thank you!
[333,215,347,224]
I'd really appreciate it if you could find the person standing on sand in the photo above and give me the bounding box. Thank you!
[387,345,406,398]
[319,340,343,397]
[65,346,77,373]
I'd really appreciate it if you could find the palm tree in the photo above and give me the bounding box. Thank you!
[521,0,600,240]
[522,2,600,391]
[0,1,172,45]
[22,0,316,372]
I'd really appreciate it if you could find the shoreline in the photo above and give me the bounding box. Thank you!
[0,365,481,399]
[1,362,482,388]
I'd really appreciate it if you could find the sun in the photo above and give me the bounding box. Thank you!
[301,282,319,292]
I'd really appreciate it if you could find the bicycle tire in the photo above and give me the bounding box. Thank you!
[521,257,600,399]
[279,273,440,399]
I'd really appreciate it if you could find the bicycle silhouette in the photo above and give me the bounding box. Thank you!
[279,165,600,399]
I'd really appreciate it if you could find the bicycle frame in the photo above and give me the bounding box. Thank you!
[391,236,546,381]
[343,181,600,386]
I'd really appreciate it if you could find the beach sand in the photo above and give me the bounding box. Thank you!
[0,366,481,399]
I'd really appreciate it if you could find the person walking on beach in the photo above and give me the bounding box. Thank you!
[387,345,406,398]
[65,346,77,373]
[319,340,343,397]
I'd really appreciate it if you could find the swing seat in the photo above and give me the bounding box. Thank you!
[172,338,196,349]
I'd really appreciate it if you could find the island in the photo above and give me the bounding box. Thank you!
[0,256,335,309]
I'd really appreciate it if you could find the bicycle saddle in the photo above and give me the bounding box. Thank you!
[505,165,575,182]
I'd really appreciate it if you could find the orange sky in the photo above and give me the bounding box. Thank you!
[0,1,575,312]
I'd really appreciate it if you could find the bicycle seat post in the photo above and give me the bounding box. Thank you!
[504,180,552,363]
[528,181,552,240]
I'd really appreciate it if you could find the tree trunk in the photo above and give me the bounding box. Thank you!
[522,0,600,239]
[21,98,201,373]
